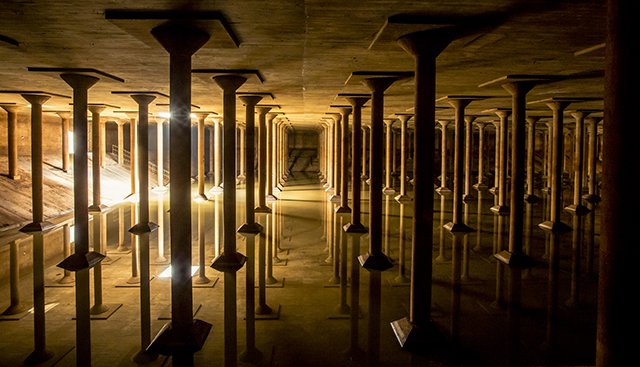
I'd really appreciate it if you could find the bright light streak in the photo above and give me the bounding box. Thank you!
[68,132,74,153]
[158,265,200,278]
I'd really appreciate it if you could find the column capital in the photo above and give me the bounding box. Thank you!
[56,111,71,120]
[21,93,51,105]
[0,104,20,113]
[383,117,396,127]
[395,113,413,123]
[212,74,247,93]
[88,104,106,115]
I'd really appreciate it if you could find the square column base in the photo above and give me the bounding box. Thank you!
[390,317,444,350]
[462,194,475,203]
[494,250,535,268]
[147,319,212,356]
[237,222,263,235]
[564,204,590,216]
[582,193,601,203]
[358,253,393,271]
[490,205,510,216]
[473,182,488,191]
[395,194,412,203]
[524,194,540,204]
[344,222,368,234]
[444,222,474,233]
[335,206,351,214]
[435,187,451,196]
[254,205,272,214]
[538,220,572,233]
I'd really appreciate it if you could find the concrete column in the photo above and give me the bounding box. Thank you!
[211,74,248,367]
[389,27,461,349]
[539,100,571,232]
[543,121,553,192]
[153,118,167,192]
[490,109,511,215]
[565,111,592,215]
[88,105,106,212]
[583,117,602,203]
[266,112,279,201]
[208,124,215,176]
[394,114,413,203]
[116,120,125,166]
[210,116,223,193]
[255,106,272,213]
[358,76,399,272]
[463,116,476,203]
[524,116,541,203]
[329,113,342,202]
[238,95,263,234]
[473,122,487,191]
[57,73,103,367]
[596,4,636,359]
[57,112,71,173]
[129,116,137,196]
[362,125,369,181]
[490,121,500,195]
[147,22,212,363]
[238,123,246,184]
[129,94,159,363]
[344,95,370,233]
[0,240,27,316]
[336,106,352,213]
[436,120,451,194]
[1,105,20,179]
[100,120,106,168]
[383,118,396,195]
[195,112,210,200]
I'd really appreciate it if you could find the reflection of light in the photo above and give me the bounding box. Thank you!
[158,265,199,278]
[157,112,170,119]
[28,303,58,314]
[68,132,74,153]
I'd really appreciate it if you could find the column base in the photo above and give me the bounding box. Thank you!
[329,194,341,203]
[129,222,159,235]
[322,183,330,190]
[390,317,443,350]
[361,174,369,181]
[582,193,601,203]
[20,221,54,233]
[564,204,591,216]
[88,204,108,213]
[266,194,278,202]
[524,193,540,204]
[343,222,368,234]
[237,222,263,235]
[538,220,572,233]
[255,303,281,319]
[358,252,393,271]
[193,193,208,202]
[24,349,54,366]
[395,194,412,203]
[335,206,351,214]
[254,205,272,214]
[147,319,212,356]
[444,222,474,233]
[239,347,263,364]
[365,178,371,186]
[494,250,535,268]
[131,349,159,364]
[488,187,498,195]
[540,187,551,193]
[473,182,488,191]
[208,186,223,195]
[435,187,451,195]
[462,194,475,203]
[383,186,396,195]
[490,205,510,216]
[193,275,211,285]
[1,304,29,316]
[210,251,247,272]
[58,251,105,271]
[392,275,411,286]
[273,186,282,193]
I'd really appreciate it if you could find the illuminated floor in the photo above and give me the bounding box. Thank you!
[0,173,599,366]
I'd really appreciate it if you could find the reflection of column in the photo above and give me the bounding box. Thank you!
[490,121,500,195]
[100,120,106,168]
[129,116,137,196]
[0,105,20,179]
[335,215,350,315]
[435,195,448,263]
[57,112,71,173]
[395,114,412,202]
[383,118,396,195]
[542,122,553,192]
[255,106,272,213]
[208,124,215,177]
[436,120,451,195]
[1,240,27,315]
[346,233,363,357]
[155,196,167,263]
[323,120,333,190]
[362,125,369,181]
[154,118,167,191]
[393,203,410,284]
[59,224,74,284]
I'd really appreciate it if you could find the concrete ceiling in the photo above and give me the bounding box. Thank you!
[0,1,606,128]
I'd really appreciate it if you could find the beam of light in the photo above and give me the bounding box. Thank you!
[158,265,199,278]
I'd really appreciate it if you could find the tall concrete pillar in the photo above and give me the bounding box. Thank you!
[100,120,107,168]
[342,94,370,233]
[208,124,215,177]
[565,110,596,215]
[462,116,477,203]
[153,118,168,192]
[128,116,137,196]
[0,104,20,179]
[322,120,333,189]
[146,21,212,363]
[57,72,104,367]
[489,109,511,215]
[387,24,468,349]
[211,74,248,367]
[88,105,106,212]
[362,125,369,181]
[238,123,246,184]
[358,74,403,272]
[210,116,223,194]
[583,116,602,203]
[255,106,273,213]
[334,106,352,213]
[328,113,342,203]
[194,112,211,200]
[129,93,160,363]
[116,120,125,166]
[383,118,396,195]
[524,116,541,203]
[473,122,488,191]
[436,120,451,195]
[57,111,71,173]
[542,121,553,193]
[490,121,500,195]
[393,114,413,202]
[266,112,280,201]
[0,239,28,316]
